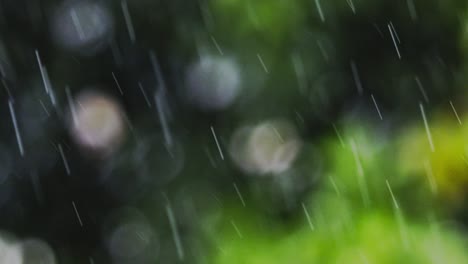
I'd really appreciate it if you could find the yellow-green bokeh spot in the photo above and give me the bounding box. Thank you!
[206,202,468,264]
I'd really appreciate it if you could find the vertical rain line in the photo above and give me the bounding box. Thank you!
[155,91,172,147]
[58,144,71,175]
[314,0,325,22]
[350,139,369,207]
[211,126,224,160]
[8,100,24,156]
[121,0,136,42]
[302,203,315,230]
[350,60,363,95]
[166,203,185,260]
[388,23,401,59]
[233,183,246,207]
[420,103,435,152]
[72,201,83,227]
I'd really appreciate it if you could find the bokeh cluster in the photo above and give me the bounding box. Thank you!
[1,0,468,263]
